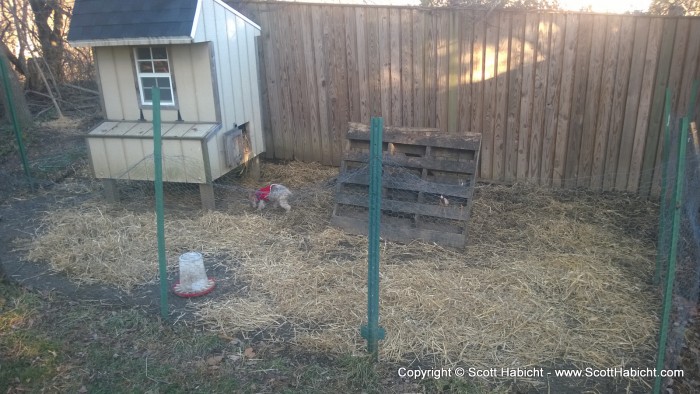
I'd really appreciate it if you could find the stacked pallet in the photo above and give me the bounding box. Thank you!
[331,123,482,248]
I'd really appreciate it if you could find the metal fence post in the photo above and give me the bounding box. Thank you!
[0,53,32,190]
[653,116,689,394]
[654,88,673,285]
[361,117,385,360]
[152,87,169,320]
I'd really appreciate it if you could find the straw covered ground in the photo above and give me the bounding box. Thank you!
[26,161,660,375]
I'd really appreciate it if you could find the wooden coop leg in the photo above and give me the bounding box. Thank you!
[102,179,120,203]
[249,155,261,181]
[199,183,216,210]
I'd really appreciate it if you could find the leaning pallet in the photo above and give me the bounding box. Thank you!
[331,122,482,248]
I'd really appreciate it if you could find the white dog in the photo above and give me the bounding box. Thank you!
[249,184,292,212]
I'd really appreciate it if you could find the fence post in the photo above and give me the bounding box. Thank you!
[361,117,385,360]
[654,88,673,285]
[687,80,698,121]
[0,53,32,190]
[653,116,689,394]
[152,87,169,320]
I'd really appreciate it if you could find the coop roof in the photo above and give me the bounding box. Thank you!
[68,0,259,47]
[68,0,198,46]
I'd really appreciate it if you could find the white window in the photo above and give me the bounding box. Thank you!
[134,46,175,106]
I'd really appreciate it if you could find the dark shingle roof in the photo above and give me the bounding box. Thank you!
[68,0,198,42]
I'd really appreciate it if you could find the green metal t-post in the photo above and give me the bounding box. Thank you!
[653,117,689,394]
[152,88,169,320]
[0,54,32,190]
[361,117,385,360]
[653,88,673,285]
[687,80,698,121]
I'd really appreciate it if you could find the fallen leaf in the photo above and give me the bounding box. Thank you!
[78,386,88,393]
[206,355,224,366]
[244,347,256,358]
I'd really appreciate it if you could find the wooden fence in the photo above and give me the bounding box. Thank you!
[242,2,700,197]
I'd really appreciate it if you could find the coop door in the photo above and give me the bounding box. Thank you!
[223,128,250,168]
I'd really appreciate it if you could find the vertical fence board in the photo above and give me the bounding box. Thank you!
[481,13,499,179]
[300,6,322,163]
[615,18,650,191]
[289,7,311,162]
[577,15,606,188]
[390,8,402,125]
[493,13,511,181]
[640,18,676,197]
[330,8,349,164]
[471,12,486,140]
[366,8,381,119]
[651,19,690,196]
[424,12,437,128]
[401,9,413,127]
[312,7,332,164]
[530,13,551,184]
[564,14,593,188]
[518,13,537,181]
[379,8,392,124]
[678,22,700,116]
[540,13,565,186]
[591,16,622,190]
[436,11,450,132]
[274,9,295,160]
[356,8,370,124]
[412,10,425,127]
[553,14,578,187]
[447,12,461,134]
[458,10,473,134]
[603,17,635,190]
[628,18,663,193]
[256,8,279,160]
[345,7,361,124]
[506,13,524,182]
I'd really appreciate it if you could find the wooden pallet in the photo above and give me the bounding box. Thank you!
[331,123,482,248]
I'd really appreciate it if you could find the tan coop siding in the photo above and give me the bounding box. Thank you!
[170,43,218,123]
[95,46,140,120]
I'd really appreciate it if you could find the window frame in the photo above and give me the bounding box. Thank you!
[133,46,176,107]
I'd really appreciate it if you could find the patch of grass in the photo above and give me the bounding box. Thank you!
[0,125,20,159]
[422,376,491,394]
[339,354,381,393]
[0,278,514,393]
[0,282,62,391]
[291,362,332,391]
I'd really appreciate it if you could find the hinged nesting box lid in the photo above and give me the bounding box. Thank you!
[88,121,220,140]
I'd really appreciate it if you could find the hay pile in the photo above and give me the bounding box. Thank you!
[27,162,660,372]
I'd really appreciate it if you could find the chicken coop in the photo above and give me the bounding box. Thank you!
[68,0,265,209]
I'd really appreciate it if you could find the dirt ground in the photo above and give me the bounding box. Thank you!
[1,118,699,393]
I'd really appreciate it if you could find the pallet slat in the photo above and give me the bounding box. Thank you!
[330,215,467,248]
[347,123,479,150]
[344,152,476,174]
[337,194,470,220]
[342,172,473,198]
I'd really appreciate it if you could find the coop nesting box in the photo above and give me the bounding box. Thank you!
[68,0,265,209]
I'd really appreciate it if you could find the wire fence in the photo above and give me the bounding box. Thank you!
[653,83,700,394]
[2,85,699,392]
